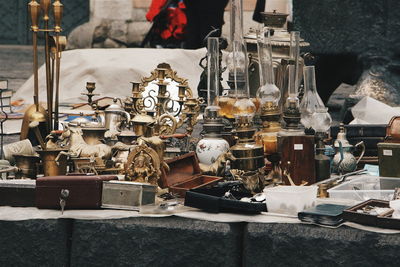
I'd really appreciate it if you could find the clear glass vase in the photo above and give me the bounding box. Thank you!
[300,66,325,129]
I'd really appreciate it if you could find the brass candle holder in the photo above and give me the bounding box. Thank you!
[81,82,99,109]
[126,81,144,115]
[181,97,202,135]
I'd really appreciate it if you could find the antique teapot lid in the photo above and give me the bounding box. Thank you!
[334,123,352,148]
[105,98,124,112]
[119,130,136,137]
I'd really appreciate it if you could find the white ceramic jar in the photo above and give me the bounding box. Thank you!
[196,137,230,165]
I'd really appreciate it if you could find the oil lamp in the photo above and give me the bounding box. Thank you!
[279,31,304,136]
[196,38,230,165]
[219,0,256,120]
[226,0,263,171]
[311,107,332,181]
[254,27,282,156]
[277,32,317,185]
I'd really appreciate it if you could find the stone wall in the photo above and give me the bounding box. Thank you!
[67,0,264,49]
[68,0,151,49]
[293,0,400,57]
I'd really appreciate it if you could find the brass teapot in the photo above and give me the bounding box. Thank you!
[332,124,365,174]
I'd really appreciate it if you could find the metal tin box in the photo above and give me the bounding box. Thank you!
[101,181,156,210]
[378,142,400,177]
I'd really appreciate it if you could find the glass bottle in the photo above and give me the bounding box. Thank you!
[285,31,300,110]
[300,66,325,130]
[205,37,220,113]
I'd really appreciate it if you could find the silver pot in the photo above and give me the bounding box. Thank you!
[104,98,131,133]
[332,124,365,174]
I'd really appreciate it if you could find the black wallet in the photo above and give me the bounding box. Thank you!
[298,204,350,226]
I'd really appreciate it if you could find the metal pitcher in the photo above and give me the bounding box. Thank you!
[104,98,130,133]
[332,125,365,173]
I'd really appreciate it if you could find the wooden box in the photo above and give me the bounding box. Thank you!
[378,142,400,177]
[36,175,117,209]
[278,135,316,185]
[160,152,223,197]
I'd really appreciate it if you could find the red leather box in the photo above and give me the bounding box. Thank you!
[36,175,118,209]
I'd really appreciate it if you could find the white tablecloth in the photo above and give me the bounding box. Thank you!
[13,48,207,104]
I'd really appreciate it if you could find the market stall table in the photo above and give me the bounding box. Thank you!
[0,206,399,266]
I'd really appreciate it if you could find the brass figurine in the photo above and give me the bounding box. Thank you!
[125,145,161,185]
[61,125,112,160]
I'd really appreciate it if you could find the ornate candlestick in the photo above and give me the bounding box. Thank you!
[81,82,99,109]
[182,97,201,135]
[127,81,144,115]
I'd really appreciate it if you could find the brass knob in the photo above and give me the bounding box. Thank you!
[40,0,51,21]
[53,0,64,32]
[28,0,41,31]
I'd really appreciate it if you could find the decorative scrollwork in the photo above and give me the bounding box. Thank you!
[134,63,196,135]
[156,114,177,136]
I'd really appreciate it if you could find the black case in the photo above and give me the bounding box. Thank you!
[330,124,387,138]
[184,187,267,214]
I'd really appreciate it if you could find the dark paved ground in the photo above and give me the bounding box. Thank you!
[0,45,45,146]
[0,45,44,90]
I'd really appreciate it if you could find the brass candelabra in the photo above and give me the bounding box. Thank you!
[125,64,202,136]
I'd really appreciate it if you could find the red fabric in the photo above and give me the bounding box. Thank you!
[146,0,187,40]
[146,0,167,22]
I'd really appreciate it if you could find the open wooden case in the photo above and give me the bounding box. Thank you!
[343,199,400,230]
[160,152,223,197]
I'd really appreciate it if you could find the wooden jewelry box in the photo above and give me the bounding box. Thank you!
[160,152,223,197]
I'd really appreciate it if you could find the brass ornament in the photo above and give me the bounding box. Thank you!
[125,145,161,185]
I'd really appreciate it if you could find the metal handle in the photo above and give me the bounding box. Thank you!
[337,140,344,174]
[355,141,366,165]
